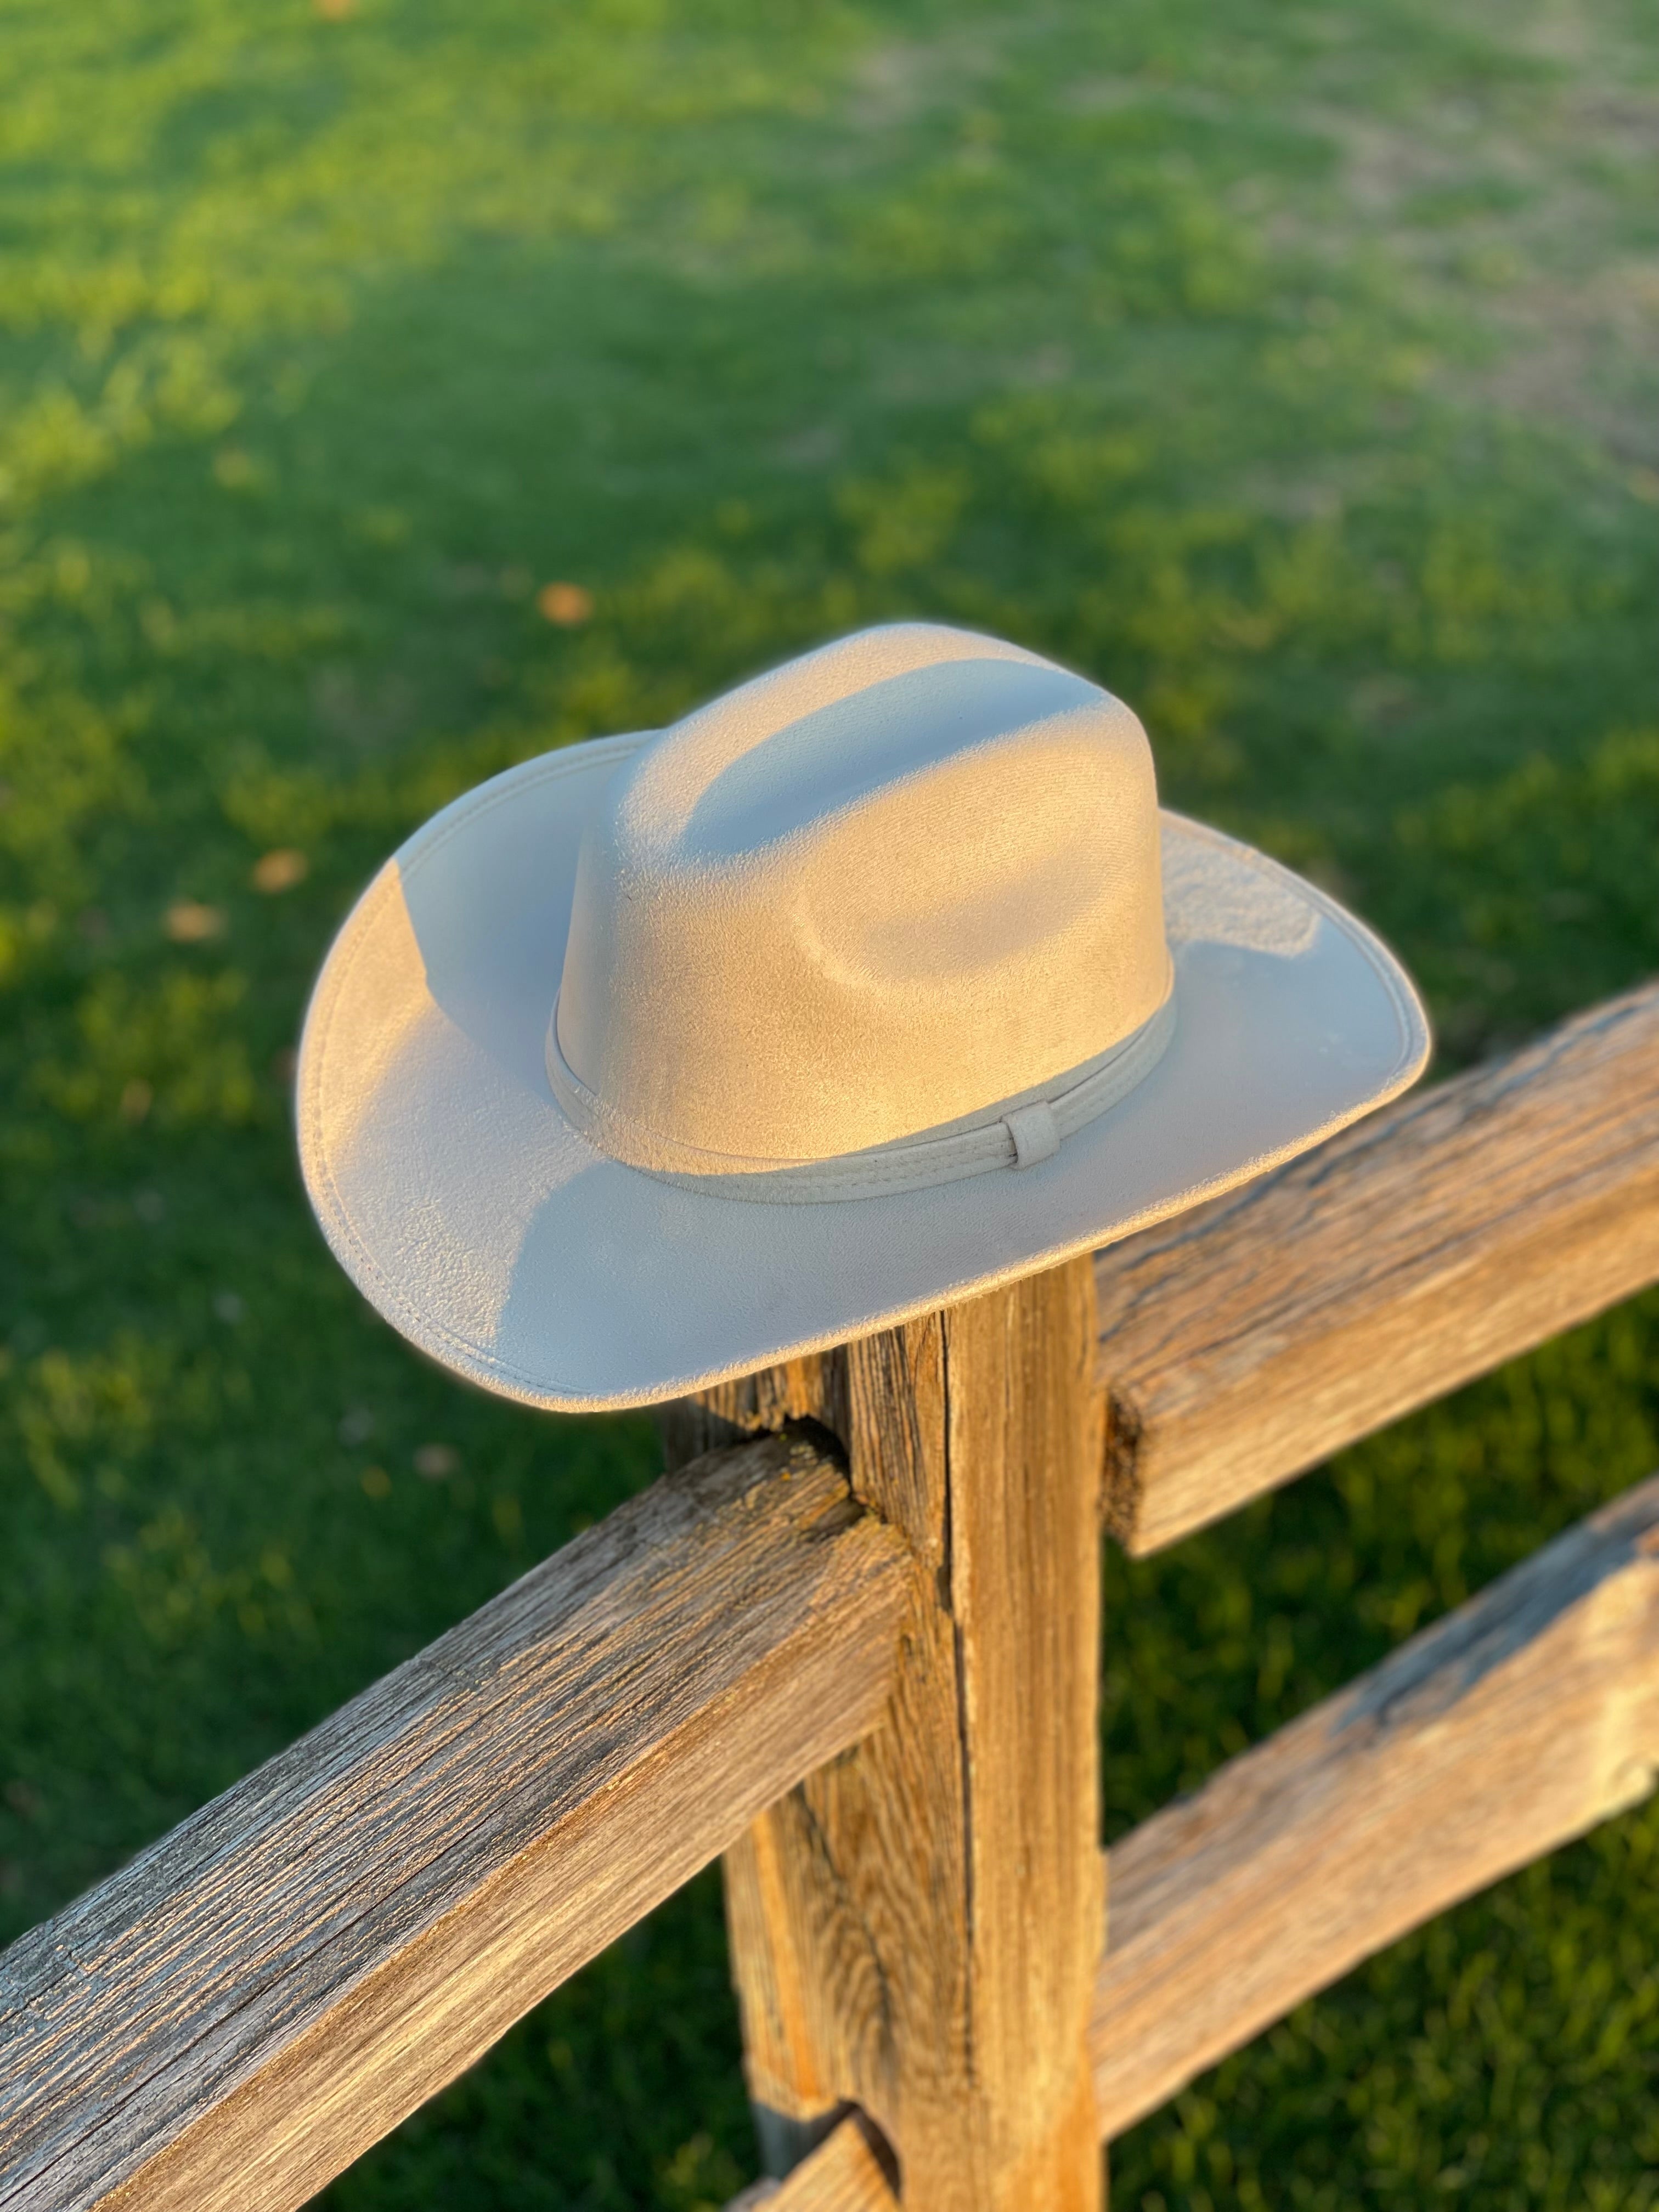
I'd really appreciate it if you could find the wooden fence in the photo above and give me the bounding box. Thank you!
[4,978,1659,2210]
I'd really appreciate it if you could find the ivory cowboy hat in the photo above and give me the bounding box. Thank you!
[298,623,1429,1410]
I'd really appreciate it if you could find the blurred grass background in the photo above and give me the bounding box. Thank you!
[2,0,1658,2204]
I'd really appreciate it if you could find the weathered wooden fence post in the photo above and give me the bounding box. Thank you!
[667,1250,1105,2210]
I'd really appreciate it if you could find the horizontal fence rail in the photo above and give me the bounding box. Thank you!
[1097,978,1659,1554]
[1089,1469,1659,2134]
[731,2115,898,2210]
[0,1435,908,2212]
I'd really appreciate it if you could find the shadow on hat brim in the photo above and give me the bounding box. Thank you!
[298,733,1429,1412]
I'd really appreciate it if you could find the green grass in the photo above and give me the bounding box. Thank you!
[3,0,1658,2203]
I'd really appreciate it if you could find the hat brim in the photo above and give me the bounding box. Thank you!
[298,733,1429,1412]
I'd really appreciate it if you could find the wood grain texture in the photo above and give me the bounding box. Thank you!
[679,1258,1107,2212]
[725,2114,898,2211]
[1097,980,1659,1555]
[1090,1469,1659,2136]
[0,1435,909,2212]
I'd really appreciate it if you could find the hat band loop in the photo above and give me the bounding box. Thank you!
[545,973,1176,1205]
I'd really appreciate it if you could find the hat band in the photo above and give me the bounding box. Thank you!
[545,972,1176,1205]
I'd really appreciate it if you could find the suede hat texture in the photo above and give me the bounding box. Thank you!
[298,623,1430,1410]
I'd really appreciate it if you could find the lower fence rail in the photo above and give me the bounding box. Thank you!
[733,2116,898,2211]
[1091,1467,1659,2136]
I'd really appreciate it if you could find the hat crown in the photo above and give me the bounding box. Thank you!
[555,623,1170,1170]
